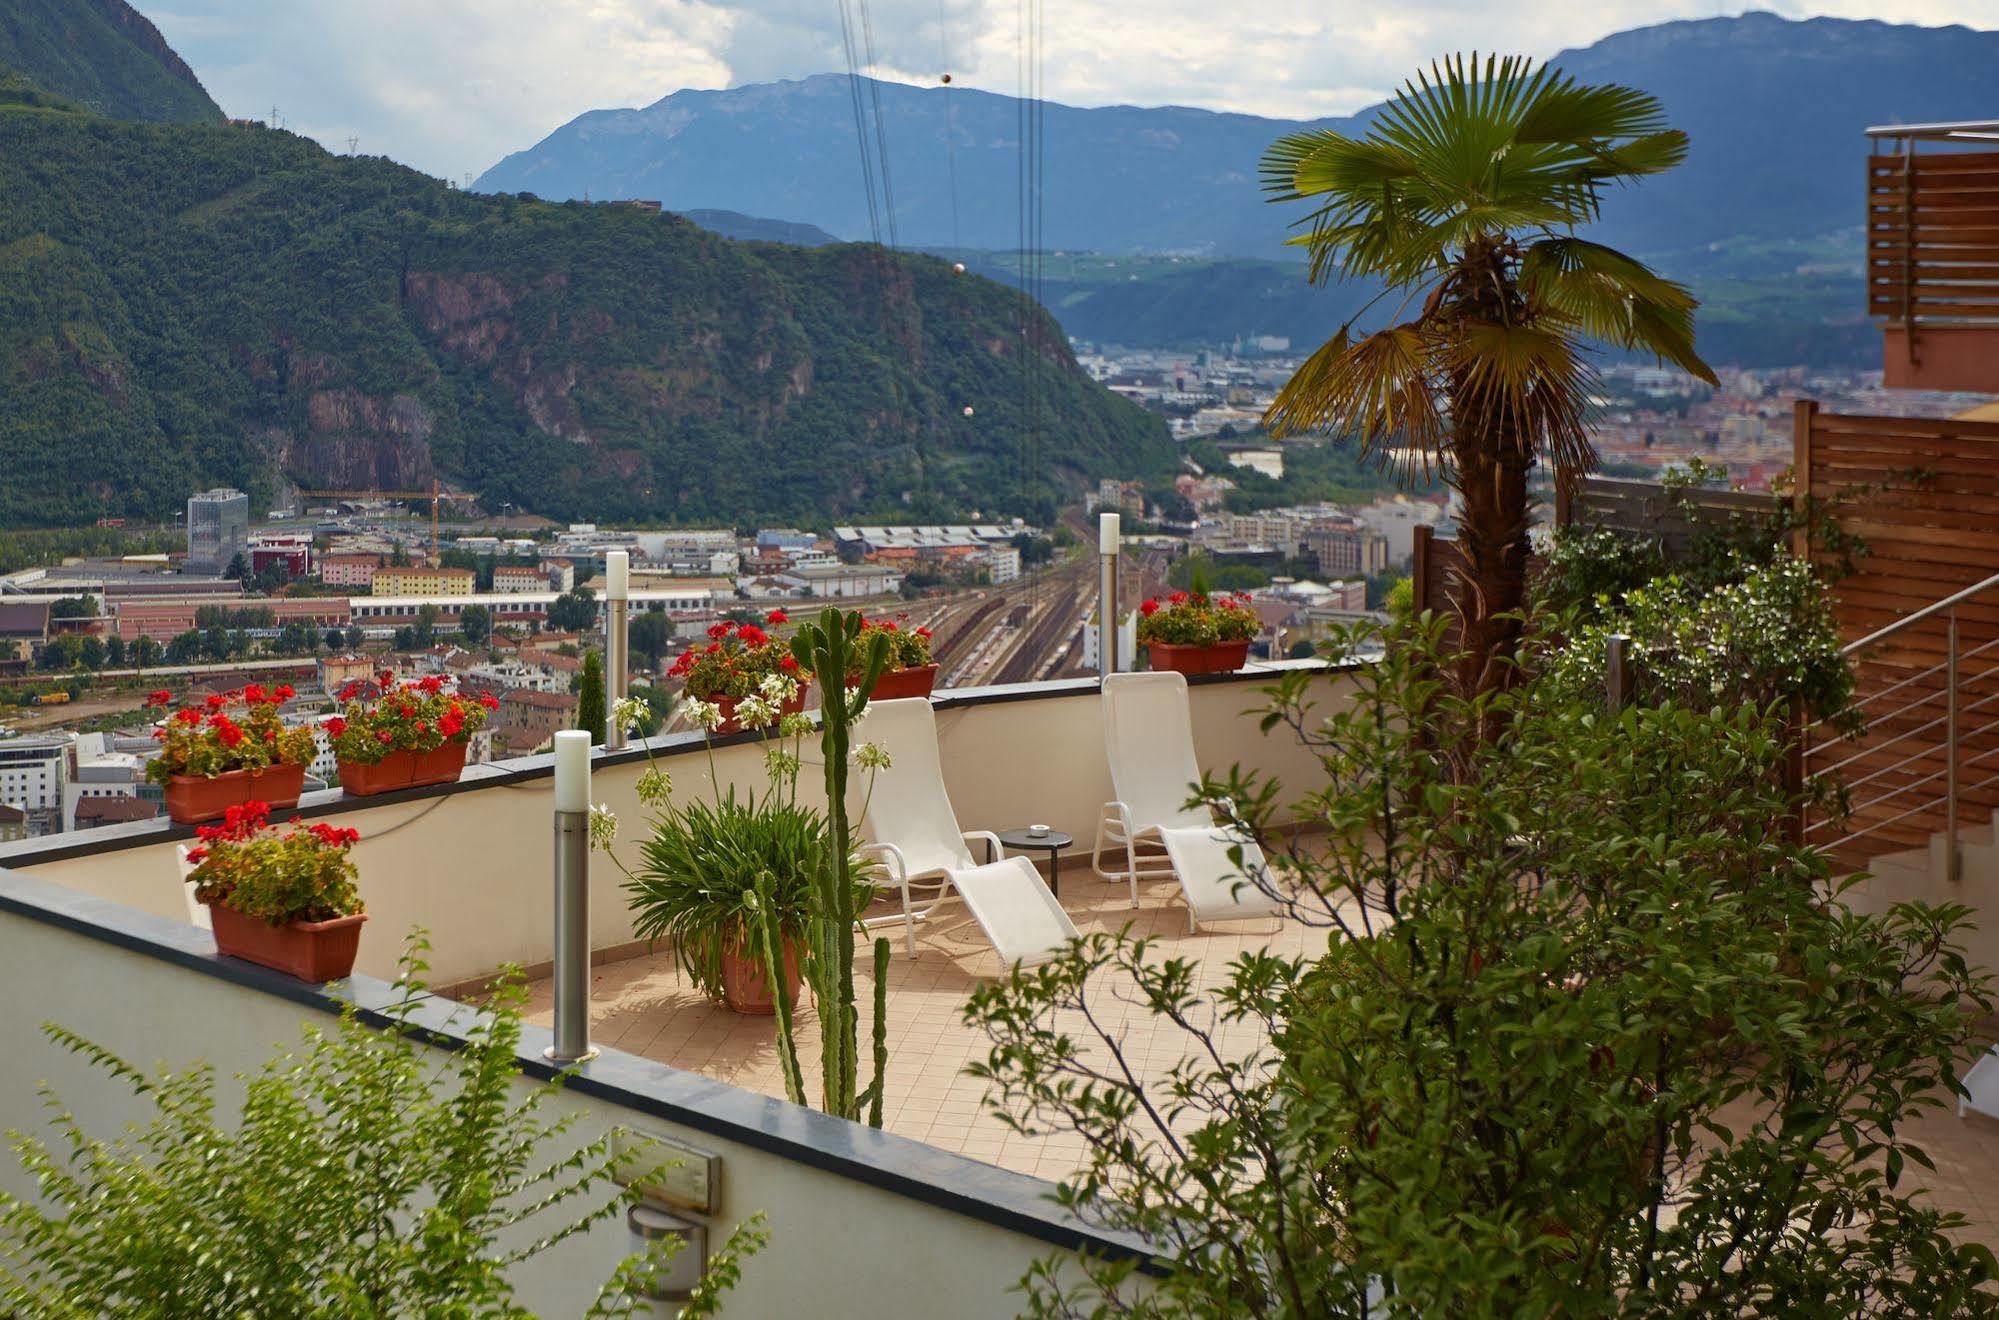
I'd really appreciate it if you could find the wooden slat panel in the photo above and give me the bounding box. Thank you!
[1801,407,1999,869]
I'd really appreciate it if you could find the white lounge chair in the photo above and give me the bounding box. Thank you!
[1093,671,1283,932]
[854,697,1079,967]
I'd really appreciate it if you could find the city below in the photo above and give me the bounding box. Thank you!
[1,349,1993,843]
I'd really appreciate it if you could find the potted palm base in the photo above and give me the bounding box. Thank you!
[1137,590,1259,676]
[668,613,809,735]
[850,615,938,699]
[186,802,366,982]
[326,672,498,797]
[145,685,317,825]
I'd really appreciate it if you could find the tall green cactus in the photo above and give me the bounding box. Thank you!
[767,608,893,1125]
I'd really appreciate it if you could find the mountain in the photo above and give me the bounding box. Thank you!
[684,210,837,247]
[0,0,219,124]
[476,14,1996,267]
[0,85,1171,529]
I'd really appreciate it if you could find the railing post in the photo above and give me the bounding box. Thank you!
[1605,633,1633,710]
[1946,607,1961,882]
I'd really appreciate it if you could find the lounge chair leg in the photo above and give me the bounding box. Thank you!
[901,876,917,958]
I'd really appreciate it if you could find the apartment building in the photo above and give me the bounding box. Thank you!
[319,554,382,589]
[374,567,476,597]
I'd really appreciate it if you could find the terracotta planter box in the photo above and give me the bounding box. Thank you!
[164,762,307,825]
[720,933,802,1015]
[861,664,938,700]
[1146,640,1251,676]
[210,904,366,982]
[711,682,810,735]
[338,740,470,798]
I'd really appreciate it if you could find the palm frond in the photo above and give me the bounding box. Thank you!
[1449,320,1596,474]
[1263,322,1445,480]
[1521,237,1715,384]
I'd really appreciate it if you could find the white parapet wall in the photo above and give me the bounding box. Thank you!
[0,875,1142,1318]
[0,661,1353,987]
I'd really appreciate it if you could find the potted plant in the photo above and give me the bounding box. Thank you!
[666,613,809,734]
[594,668,881,1017]
[849,615,938,699]
[1136,590,1260,675]
[185,801,366,982]
[145,686,317,824]
[325,672,498,797]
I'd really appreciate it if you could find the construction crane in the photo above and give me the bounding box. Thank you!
[294,479,479,555]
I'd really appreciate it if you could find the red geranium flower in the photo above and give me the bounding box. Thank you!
[242,683,267,704]
[176,708,202,726]
[205,694,226,709]
[273,684,295,701]
[324,716,348,738]
[707,621,733,640]
[417,675,444,694]
[185,847,208,865]
[478,692,500,711]
[736,624,768,647]
[765,609,788,625]
[145,689,172,707]
[778,653,800,672]
[376,730,394,744]
[1140,600,1160,617]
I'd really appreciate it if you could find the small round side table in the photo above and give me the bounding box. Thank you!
[996,827,1074,896]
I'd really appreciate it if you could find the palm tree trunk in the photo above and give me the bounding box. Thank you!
[1445,239,1535,712]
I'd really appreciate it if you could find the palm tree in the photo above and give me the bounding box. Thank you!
[1262,55,1716,696]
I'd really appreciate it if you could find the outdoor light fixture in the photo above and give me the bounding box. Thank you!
[548,730,595,1064]
[1098,512,1120,677]
[604,550,630,751]
[627,1203,708,1302]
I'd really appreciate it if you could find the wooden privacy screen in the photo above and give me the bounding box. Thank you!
[1867,148,1999,325]
[1798,402,1999,869]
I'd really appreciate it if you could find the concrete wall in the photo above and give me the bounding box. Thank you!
[5,664,1352,986]
[0,888,1126,1318]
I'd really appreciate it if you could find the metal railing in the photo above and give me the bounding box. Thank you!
[1809,569,1999,879]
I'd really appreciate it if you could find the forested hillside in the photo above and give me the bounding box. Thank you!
[0,85,1171,528]
[0,0,218,124]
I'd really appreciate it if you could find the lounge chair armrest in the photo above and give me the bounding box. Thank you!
[963,829,1005,864]
[858,840,908,882]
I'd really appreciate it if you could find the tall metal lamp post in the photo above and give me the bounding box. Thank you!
[547,730,597,1064]
[1098,511,1120,678]
[604,550,630,752]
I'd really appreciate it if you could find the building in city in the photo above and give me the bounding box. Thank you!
[776,564,904,599]
[492,689,577,755]
[0,734,77,837]
[318,554,383,589]
[113,595,352,642]
[186,488,250,574]
[248,532,313,579]
[374,567,477,597]
[491,565,546,594]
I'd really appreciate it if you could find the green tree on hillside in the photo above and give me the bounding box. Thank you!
[576,649,605,746]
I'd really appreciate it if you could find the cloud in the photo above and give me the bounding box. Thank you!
[141,0,1992,180]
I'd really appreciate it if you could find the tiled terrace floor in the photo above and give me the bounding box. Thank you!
[522,863,1999,1242]
[523,860,1326,1182]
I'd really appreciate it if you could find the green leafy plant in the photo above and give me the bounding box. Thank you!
[577,648,606,746]
[853,615,935,673]
[967,618,1996,1316]
[142,684,316,784]
[622,788,861,1003]
[324,671,496,766]
[185,801,362,926]
[1135,589,1261,647]
[668,614,802,702]
[0,940,766,1317]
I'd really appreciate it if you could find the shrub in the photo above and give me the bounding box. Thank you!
[0,942,764,1316]
[966,620,1995,1316]
[853,615,934,672]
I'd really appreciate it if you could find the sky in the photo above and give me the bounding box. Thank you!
[142,1,1995,183]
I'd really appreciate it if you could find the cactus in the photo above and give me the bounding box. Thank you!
[764,607,893,1125]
